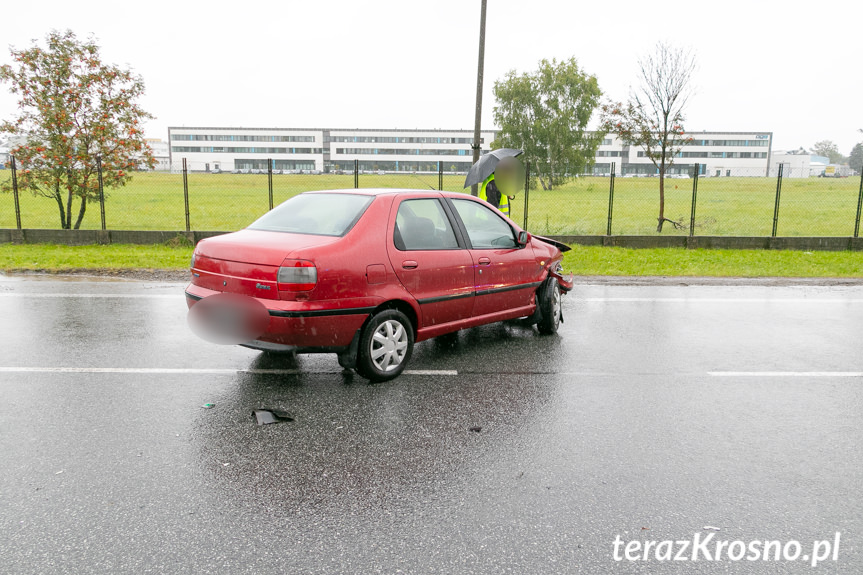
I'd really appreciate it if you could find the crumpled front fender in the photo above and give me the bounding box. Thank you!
[549,267,574,293]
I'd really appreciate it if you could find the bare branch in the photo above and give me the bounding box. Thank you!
[600,42,697,232]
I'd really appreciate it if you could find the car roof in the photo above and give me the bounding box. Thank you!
[304,188,476,198]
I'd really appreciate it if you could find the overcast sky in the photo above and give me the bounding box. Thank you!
[1,0,860,153]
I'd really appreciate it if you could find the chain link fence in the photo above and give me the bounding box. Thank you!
[2,158,862,238]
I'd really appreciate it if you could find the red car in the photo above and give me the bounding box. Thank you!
[185,189,573,381]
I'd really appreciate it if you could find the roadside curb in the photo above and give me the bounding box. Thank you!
[572,275,863,286]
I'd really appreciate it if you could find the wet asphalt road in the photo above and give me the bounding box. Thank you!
[0,275,861,574]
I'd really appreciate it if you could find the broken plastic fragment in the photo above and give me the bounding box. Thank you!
[201,403,216,409]
[252,409,295,425]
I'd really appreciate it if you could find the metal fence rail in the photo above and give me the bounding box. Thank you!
[3,156,863,239]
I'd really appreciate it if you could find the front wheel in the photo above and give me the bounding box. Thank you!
[355,309,414,382]
[536,278,561,335]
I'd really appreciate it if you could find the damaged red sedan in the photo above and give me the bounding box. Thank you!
[185,189,573,381]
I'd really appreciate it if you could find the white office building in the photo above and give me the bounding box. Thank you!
[167,127,772,177]
[769,149,830,178]
[144,138,171,171]
[593,131,773,177]
[167,127,496,174]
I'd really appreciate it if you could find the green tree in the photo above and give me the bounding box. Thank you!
[600,42,697,232]
[492,57,603,191]
[849,143,863,173]
[812,140,846,164]
[0,30,155,229]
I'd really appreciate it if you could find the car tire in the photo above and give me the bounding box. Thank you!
[355,309,414,382]
[536,278,561,335]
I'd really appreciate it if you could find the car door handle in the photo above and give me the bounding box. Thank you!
[402,260,418,269]
[478,257,491,265]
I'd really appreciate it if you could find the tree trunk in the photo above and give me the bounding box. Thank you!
[73,196,87,230]
[64,177,74,230]
[53,182,67,229]
[529,160,543,190]
[656,162,666,232]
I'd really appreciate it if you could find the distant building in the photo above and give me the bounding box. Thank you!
[167,126,773,176]
[167,127,495,173]
[594,132,773,177]
[0,136,168,171]
[144,138,171,171]
[0,136,27,169]
[769,149,829,178]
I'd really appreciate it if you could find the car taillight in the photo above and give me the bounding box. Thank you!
[278,259,317,291]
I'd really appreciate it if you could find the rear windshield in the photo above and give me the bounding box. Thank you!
[248,193,373,236]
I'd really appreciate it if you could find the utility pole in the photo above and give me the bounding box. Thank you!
[471,0,487,197]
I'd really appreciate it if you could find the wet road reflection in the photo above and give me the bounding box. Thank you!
[1,277,862,574]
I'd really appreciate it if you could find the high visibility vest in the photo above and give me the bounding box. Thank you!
[478,174,510,216]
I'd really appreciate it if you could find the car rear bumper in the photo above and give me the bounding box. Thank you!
[185,283,373,348]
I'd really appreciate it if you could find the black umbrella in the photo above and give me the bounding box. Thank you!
[463,148,523,188]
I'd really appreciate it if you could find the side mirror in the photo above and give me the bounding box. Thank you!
[517,230,530,246]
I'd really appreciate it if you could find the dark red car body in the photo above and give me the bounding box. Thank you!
[185,189,572,380]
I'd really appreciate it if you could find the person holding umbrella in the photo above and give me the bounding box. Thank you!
[464,148,524,218]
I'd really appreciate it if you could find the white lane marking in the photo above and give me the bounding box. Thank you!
[709,371,863,377]
[1,367,860,378]
[0,367,458,376]
[0,293,178,298]
[403,369,458,376]
[582,298,863,303]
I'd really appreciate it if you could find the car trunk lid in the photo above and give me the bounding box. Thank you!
[191,230,339,300]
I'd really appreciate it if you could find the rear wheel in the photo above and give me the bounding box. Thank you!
[355,309,414,382]
[536,278,561,335]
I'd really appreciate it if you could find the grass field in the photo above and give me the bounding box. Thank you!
[1,171,861,237]
[2,243,861,278]
[0,243,194,270]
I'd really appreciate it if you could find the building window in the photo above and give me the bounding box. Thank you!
[334,147,479,156]
[171,134,315,143]
[170,146,322,154]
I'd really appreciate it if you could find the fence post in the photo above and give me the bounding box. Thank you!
[267,158,274,211]
[438,163,443,191]
[855,168,863,238]
[10,155,22,230]
[689,162,699,237]
[606,162,616,236]
[182,158,190,232]
[354,159,359,188]
[523,161,530,230]
[96,156,106,231]
[772,162,783,237]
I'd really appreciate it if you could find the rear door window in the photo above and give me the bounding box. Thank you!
[248,193,373,236]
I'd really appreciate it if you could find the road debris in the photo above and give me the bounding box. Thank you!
[252,409,295,425]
